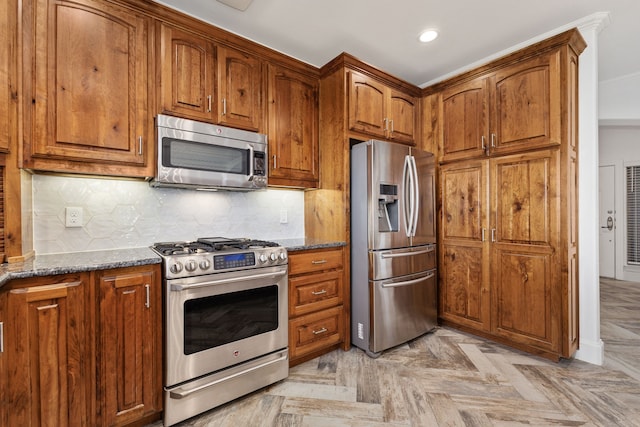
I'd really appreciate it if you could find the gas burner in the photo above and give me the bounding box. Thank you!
[197,237,280,251]
[152,241,215,256]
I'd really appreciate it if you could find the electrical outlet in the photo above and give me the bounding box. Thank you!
[279,209,288,224]
[65,207,83,228]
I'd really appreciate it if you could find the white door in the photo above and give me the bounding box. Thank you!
[599,165,616,278]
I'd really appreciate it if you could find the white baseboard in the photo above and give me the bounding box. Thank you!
[574,338,604,365]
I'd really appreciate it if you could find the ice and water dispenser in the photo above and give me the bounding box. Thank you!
[377,183,398,232]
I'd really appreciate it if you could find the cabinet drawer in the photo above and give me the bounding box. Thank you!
[289,270,343,317]
[289,306,344,359]
[288,247,343,275]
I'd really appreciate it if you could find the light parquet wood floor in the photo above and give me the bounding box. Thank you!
[153,279,640,426]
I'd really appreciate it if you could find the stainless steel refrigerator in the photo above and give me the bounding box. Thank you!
[350,139,437,357]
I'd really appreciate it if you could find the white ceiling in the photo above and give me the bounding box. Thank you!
[154,0,640,88]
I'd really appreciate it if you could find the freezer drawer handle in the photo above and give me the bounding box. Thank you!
[381,271,435,288]
[380,247,434,259]
[169,352,288,399]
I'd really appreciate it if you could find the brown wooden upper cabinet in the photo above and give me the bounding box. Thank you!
[158,24,216,122]
[0,0,16,154]
[348,71,417,145]
[159,23,263,132]
[267,64,319,188]
[217,46,262,131]
[440,51,561,163]
[23,0,153,177]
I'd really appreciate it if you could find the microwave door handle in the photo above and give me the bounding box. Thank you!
[248,145,255,181]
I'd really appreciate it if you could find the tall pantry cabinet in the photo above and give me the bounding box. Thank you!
[432,29,585,360]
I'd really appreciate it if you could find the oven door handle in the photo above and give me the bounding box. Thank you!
[169,352,289,399]
[170,270,287,291]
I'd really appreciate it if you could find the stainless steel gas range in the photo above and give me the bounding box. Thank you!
[151,237,289,426]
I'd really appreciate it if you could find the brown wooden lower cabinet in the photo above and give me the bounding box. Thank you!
[0,273,92,426]
[288,246,348,366]
[0,264,162,427]
[96,265,162,427]
[439,149,577,360]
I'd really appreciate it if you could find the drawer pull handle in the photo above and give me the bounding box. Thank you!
[311,289,327,296]
[311,259,327,265]
[312,327,328,335]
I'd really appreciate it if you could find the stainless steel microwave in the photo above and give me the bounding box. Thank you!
[151,114,268,191]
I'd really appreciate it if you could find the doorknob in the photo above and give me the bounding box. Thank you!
[601,216,614,231]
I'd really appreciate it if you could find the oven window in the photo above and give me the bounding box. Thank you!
[162,138,249,174]
[183,285,279,355]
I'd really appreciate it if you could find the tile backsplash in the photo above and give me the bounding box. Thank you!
[32,174,304,254]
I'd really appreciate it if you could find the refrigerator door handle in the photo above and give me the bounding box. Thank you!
[402,155,412,237]
[410,155,419,237]
[381,271,435,288]
[380,247,435,258]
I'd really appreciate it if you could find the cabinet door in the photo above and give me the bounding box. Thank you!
[159,24,215,122]
[439,160,490,331]
[267,64,319,187]
[4,277,90,426]
[490,150,560,352]
[98,266,161,426]
[0,292,5,426]
[441,77,489,162]
[348,71,386,138]
[490,52,561,155]
[28,0,151,173]
[217,46,262,131]
[387,88,416,144]
[0,0,16,153]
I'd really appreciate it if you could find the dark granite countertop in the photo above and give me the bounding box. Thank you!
[0,239,346,288]
[0,247,162,288]
[275,238,346,252]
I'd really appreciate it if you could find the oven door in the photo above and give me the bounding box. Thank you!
[165,265,288,387]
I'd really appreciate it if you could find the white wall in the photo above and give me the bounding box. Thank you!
[599,125,640,281]
[600,73,640,121]
[31,174,305,254]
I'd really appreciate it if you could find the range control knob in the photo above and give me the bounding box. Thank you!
[269,252,278,262]
[170,262,183,274]
[199,259,211,270]
[259,254,269,263]
[185,260,198,272]
[279,252,287,261]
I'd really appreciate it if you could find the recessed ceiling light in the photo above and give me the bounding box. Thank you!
[419,30,439,43]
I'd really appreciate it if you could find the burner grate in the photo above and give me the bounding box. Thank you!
[153,241,215,255]
[152,237,281,256]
